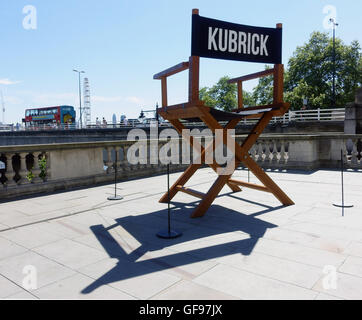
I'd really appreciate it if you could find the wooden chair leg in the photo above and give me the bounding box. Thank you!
[191,164,237,218]
[159,163,201,203]
[160,109,293,217]
[202,111,294,207]
[241,156,294,206]
[170,119,241,192]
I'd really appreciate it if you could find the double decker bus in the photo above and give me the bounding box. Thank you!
[23,105,76,129]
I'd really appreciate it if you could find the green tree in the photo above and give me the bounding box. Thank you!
[200,76,255,111]
[252,65,274,105]
[252,32,361,110]
[285,32,361,109]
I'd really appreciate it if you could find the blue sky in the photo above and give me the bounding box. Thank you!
[0,0,361,124]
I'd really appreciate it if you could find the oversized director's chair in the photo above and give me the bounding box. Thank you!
[154,9,294,218]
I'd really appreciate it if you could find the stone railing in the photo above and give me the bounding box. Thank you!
[245,134,362,170]
[1,134,361,200]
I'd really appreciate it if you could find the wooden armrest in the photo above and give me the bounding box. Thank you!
[228,68,275,83]
[153,61,189,79]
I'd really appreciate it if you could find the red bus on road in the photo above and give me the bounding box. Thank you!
[23,105,76,129]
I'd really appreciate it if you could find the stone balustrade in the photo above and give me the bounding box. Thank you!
[1,134,361,200]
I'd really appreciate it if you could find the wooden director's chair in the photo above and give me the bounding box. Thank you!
[154,9,294,218]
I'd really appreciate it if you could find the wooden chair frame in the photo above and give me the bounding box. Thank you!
[154,9,294,218]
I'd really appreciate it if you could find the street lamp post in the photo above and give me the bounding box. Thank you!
[329,18,338,108]
[73,69,85,129]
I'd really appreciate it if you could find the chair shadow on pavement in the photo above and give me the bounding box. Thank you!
[81,199,282,294]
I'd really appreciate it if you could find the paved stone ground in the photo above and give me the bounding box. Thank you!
[1,167,362,300]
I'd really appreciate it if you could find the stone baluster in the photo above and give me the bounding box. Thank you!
[275,141,282,165]
[115,146,121,173]
[257,142,264,163]
[123,145,131,173]
[264,141,271,163]
[270,141,278,165]
[279,141,286,164]
[158,143,163,167]
[249,144,257,162]
[18,152,30,185]
[341,142,347,167]
[106,147,114,174]
[358,139,362,164]
[284,142,290,163]
[139,142,145,170]
[46,153,51,180]
[116,147,123,174]
[350,139,358,166]
[32,152,42,183]
[5,153,16,187]
[257,142,263,162]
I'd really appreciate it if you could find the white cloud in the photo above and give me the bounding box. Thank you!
[32,92,77,105]
[125,96,143,104]
[92,95,123,103]
[0,78,21,85]
[92,95,145,105]
[4,95,24,105]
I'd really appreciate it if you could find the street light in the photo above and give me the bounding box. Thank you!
[329,18,339,107]
[73,69,85,129]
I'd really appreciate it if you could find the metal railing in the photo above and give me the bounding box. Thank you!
[185,107,346,126]
[0,108,346,132]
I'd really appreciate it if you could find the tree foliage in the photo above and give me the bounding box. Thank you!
[285,32,361,109]
[200,76,255,111]
[200,32,361,111]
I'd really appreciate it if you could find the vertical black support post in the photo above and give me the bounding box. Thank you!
[341,149,344,216]
[333,149,353,214]
[107,149,123,201]
[167,164,171,233]
[157,164,182,239]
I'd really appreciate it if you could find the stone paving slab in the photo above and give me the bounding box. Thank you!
[0,275,23,298]
[339,255,362,278]
[0,251,75,291]
[313,271,362,300]
[315,292,343,300]
[344,241,362,258]
[33,239,108,270]
[1,224,63,249]
[194,264,318,300]
[1,168,362,299]
[0,236,28,261]
[252,237,347,268]
[5,290,38,300]
[216,251,322,289]
[77,258,181,299]
[32,273,135,300]
[152,280,239,300]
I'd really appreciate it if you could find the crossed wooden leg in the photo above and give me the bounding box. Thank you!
[159,111,294,218]
[190,111,294,218]
[159,119,241,203]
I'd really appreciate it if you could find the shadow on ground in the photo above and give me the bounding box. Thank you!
[81,199,282,294]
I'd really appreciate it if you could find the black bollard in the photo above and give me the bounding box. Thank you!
[333,149,353,215]
[157,164,182,239]
[107,150,123,201]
